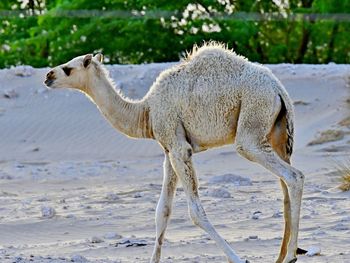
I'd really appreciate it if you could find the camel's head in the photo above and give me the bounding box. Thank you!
[44,54,104,91]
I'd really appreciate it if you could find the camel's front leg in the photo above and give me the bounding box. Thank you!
[168,142,247,263]
[150,153,178,263]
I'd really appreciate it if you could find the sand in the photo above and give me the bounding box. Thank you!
[0,62,349,262]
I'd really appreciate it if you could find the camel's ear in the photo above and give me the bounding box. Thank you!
[83,54,93,68]
[94,53,104,63]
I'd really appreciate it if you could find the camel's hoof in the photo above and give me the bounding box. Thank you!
[288,258,297,263]
[296,247,307,255]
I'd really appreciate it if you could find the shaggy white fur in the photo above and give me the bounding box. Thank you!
[45,43,305,263]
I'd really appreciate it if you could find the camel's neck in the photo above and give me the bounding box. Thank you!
[85,72,153,139]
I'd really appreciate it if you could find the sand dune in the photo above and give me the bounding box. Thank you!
[0,63,349,262]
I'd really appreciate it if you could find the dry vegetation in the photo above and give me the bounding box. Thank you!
[337,95,350,191]
[339,116,350,127]
[335,162,350,191]
[308,129,345,146]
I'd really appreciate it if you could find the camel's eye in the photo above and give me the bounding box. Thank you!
[62,66,73,76]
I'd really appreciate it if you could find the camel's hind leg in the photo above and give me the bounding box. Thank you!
[235,95,304,263]
[270,110,307,262]
[270,110,292,263]
[150,153,178,263]
[276,179,292,263]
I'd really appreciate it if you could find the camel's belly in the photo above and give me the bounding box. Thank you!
[190,133,235,152]
[183,107,239,152]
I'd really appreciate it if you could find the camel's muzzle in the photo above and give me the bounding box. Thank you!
[44,78,54,87]
[44,71,56,87]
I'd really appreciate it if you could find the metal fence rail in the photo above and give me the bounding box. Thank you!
[1,10,350,21]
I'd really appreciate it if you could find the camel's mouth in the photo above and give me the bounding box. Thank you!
[44,78,54,87]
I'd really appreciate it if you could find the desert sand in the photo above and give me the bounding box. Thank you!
[0,62,349,263]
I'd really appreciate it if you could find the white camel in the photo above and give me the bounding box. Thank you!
[44,43,305,263]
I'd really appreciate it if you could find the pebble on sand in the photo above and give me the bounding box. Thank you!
[41,206,56,218]
[333,223,349,231]
[14,65,34,77]
[208,173,252,186]
[71,254,88,262]
[3,89,19,99]
[104,232,122,239]
[305,246,321,257]
[252,211,262,220]
[117,238,148,247]
[205,188,232,198]
[105,193,120,201]
[133,192,144,198]
[90,236,104,243]
[272,211,283,218]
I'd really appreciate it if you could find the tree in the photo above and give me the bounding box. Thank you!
[0,0,349,68]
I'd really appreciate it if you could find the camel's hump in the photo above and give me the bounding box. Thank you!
[186,42,245,59]
[183,42,248,72]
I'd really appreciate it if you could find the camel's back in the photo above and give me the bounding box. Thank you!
[147,44,248,100]
[154,43,288,106]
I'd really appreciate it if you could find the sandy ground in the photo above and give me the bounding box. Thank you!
[0,62,349,263]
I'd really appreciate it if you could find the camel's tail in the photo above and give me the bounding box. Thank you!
[270,90,294,162]
[279,93,294,158]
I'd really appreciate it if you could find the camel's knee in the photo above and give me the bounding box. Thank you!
[285,169,304,188]
[156,204,171,221]
[283,170,304,206]
[295,170,305,183]
[189,209,203,227]
[168,142,192,162]
[236,143,262,162]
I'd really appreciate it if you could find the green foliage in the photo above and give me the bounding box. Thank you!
[0,0,349,68]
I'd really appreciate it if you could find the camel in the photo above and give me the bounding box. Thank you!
[44,43,305,263]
